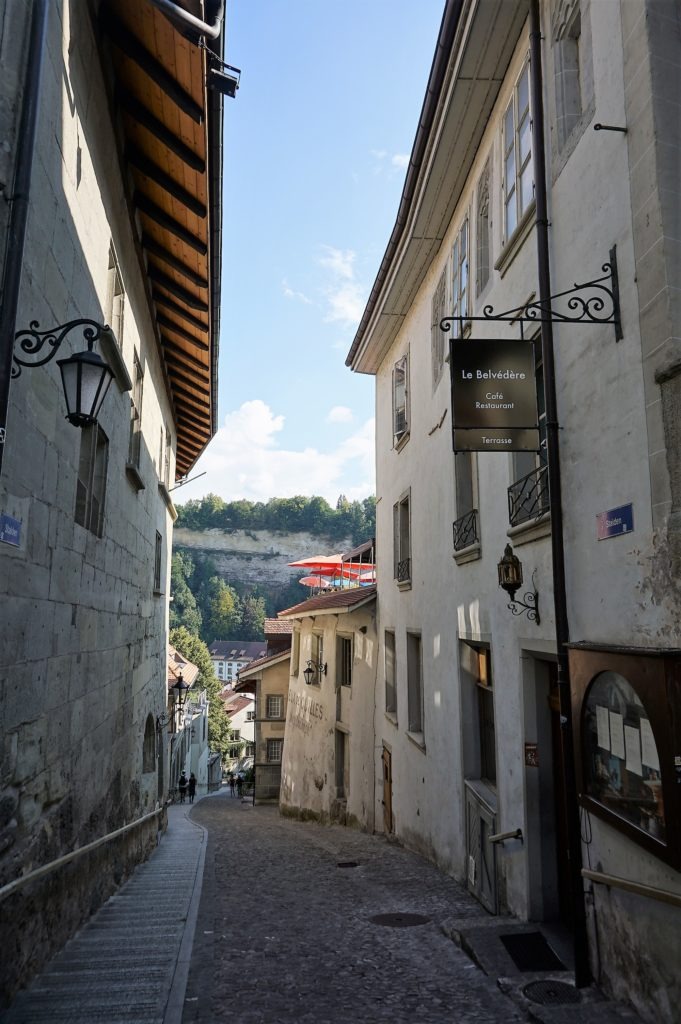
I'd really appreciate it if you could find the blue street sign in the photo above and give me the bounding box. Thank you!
[0,512,22,547]
[596,503,634,541]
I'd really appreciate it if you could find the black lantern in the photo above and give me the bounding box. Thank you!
[497,544,540,623]
[12,319,114,428]
[172,671,191,708]
[303,659,327,686]
[57,342,114,427]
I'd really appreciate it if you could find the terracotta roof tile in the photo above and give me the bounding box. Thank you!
[278,585,377,618]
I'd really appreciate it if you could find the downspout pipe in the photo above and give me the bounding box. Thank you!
[528,0,590,988]
[147,0,225,41]
[0,0,50,477]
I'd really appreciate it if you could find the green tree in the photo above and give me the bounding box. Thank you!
[169,551,202,635]
[202,576,241,643]
[240,594,266,640]
[169,626,230,756]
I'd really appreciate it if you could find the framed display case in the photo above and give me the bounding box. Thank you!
[568,643,681,868]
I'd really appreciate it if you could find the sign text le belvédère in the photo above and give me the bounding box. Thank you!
[450,339,540,452]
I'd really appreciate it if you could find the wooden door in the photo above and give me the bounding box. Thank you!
[382,746,393,833]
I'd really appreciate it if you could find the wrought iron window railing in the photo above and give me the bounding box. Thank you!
[396,557,411,584]
[452,508,479,552]
[508,465,550,527]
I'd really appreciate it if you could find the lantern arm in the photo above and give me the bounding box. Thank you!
[12,319,108,378]
[507,571,541,625]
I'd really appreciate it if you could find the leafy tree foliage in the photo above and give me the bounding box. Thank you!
[169,626,230,756]
[169,551,202,635]
[176,493,376,545]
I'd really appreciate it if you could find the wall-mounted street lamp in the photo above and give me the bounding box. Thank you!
[156,710,171,732]
[171,670,191,708]
[12,319,114,428]
[497,544,540,624]
[303,659,327,686]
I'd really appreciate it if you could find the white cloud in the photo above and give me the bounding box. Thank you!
[175,402,375,505]
[282,278,313,304]
[327,405,354,424]
[318,245,355,280]
[392,153,409,169]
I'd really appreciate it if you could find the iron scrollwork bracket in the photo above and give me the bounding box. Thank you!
[508,571,541,625]
[12,318,108,378]
[440,251,622,342]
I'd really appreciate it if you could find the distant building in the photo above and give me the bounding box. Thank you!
[237,650,291,803]
[222,693,255,769]
[209,640,268,686]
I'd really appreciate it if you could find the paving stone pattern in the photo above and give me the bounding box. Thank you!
[183,794,525,1024]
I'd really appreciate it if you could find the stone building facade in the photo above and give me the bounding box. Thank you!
[347,1,680,1020]
[0,0,223,1001]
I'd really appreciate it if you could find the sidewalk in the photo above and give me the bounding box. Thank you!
[1,799,208,1024]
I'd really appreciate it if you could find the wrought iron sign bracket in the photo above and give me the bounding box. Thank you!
[508,581,540,624]
[12,318,110,378]
[441,251,622,343]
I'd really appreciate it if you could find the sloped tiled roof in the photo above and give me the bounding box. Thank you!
[223,694,254,717]
[238,649,291,679]
[264,618,293,635]
[167,644,200,689]
[278,585,377,619]
[208,640,267,660]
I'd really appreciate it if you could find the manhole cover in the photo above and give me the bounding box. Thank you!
[523,980,581,1006]
[337,861,359,868]
[370,913,431,928]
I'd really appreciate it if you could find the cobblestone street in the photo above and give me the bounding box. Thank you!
[183,794,524,1024]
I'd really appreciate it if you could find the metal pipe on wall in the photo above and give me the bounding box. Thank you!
[528,0,590,987]
[0,0,50,477]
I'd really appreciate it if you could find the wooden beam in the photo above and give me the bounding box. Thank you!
[176,407,211,431]
[135,191,207,255]
[165,356,209,388]
[129,147,207,218]
[161,336,209,369]
[173,381,210,408]
[175,399,211,425]
[177,436,204,455]
[153,294,208,333]
[117,89,205,172]
[143,235,208,288]
[147,264,209,311]
[101,8,204,124]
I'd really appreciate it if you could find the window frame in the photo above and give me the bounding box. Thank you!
[106,244,125,348]
[337,635,353,688]
[451,214,470,335]
[502,60,534,244]
[476,161,491,296]
[392,351,410,448]
[128,349,144,470]
[393,489,411,587]
[266,738,284,763]
[266,694,283,719]
[406,631,424,743]
[384,629,397,718]
[431,265,448,390]
[153,531,163,593]
[75,424,109,538]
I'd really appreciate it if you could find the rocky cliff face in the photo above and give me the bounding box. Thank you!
[173,528,355,587]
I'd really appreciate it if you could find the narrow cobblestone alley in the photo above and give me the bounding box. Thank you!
[183,794,526,1024]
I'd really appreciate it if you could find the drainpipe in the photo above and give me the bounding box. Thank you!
[147,0,225,40]
[0,0,50,478]
[528,0,590,987]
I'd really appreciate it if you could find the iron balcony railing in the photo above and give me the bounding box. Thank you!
[396,557,411,584]
[452,508,479,552]
[508,464,550,527]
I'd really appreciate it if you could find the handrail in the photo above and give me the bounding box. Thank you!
[488,828,523,844]
[582,869,681,909]
[0,806,163,903]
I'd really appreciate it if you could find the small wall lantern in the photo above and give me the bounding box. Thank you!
[172,670,191,708]
[497,544,540,623]
[12,319,114,428]
[303,659,327,686]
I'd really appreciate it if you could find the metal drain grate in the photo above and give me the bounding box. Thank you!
[370,913,431,928]
[523,980,581,1006]
[337,861,359,868]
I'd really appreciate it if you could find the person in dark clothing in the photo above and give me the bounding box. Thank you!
[236,775,243,798]
[178,772,188,804]
[188,773,197,804]
[228,773,236,796]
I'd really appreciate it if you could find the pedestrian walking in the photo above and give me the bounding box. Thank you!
[228,773,236,796]
[236,775,243,798]
[188,773,197,804]
[178,771,188,804]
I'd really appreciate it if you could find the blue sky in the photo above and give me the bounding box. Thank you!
[177,1,445,507]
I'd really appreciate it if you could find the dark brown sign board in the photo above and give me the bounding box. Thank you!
[450,339,540,452]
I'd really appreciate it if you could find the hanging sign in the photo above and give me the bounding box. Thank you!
[596,503,634,540]
[0,512,22,547]
[450,339,540,452]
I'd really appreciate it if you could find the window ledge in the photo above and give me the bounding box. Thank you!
[100,329,132,392]
[158,482,178,521]
[125,463,145,492]
[384,711,398,728]
[454,541,482,566]
[397,579,412,592]
[507,511,552,546]
[153,588,164,597]
[494,201,536,279]
[407,730,426,753]
[394,431,410,453]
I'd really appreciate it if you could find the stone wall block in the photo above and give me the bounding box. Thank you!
[635,237,668,311]
[13,718,48,785]
[48,545,83,605]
